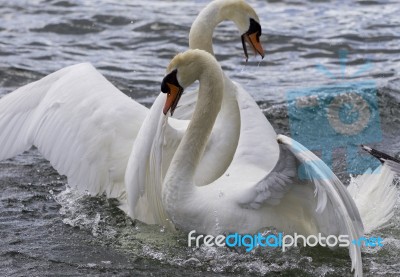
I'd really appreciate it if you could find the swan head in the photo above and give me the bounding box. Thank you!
[241,18,264,61]
[220,0,265,60]
[190,0,265,61]
[161,49,223,115]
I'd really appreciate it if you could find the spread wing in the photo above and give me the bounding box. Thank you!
[0,63,147,198]
[237,135,364,277]
[238,145,297,209]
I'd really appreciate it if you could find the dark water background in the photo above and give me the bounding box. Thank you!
[0,0,400,276]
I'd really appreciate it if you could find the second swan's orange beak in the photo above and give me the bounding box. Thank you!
[161,69,184,116]
[241,18,265,61]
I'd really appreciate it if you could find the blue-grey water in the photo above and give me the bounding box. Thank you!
[0,0,400,276]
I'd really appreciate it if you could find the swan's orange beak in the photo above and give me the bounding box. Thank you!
[241,18,265,61]
[161,69,184,116]
[163,83,183,116]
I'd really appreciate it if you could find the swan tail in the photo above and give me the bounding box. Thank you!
[348,146,399,233]
[277,134,363,277]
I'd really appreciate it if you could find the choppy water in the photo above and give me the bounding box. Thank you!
[0,0,400,276]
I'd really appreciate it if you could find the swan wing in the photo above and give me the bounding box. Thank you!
[229,80,279,170]
[348,164,397,233]
[125,92,187,224]
[0,63,147,198]
[236,134,363,277]
[277,135,363,277]
[237,144,297,209]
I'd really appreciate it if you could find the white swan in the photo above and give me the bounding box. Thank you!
[126,0,278,222]
[0,0,265,202]
[167,0,273,186]
[160,49,364,277]
[126,0,398,240]
[157,0,271,185]
[0,4,396,275]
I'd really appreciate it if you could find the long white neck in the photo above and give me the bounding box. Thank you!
[189,0,239,55]
[162,61,224,212]
[189,0,246,185]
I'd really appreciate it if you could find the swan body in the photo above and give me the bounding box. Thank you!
[161,49,366,276]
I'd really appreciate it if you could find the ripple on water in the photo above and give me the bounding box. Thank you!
[31,19,105,35]
[0,0,400,276]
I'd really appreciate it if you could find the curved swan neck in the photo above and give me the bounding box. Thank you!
[189,0,240,55]
[182,73,223,170]
[163,57,224,203]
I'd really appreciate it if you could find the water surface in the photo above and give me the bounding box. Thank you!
[0,0,400,276]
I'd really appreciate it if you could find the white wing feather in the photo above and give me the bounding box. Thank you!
[0,63,148,198]
[386,159,400,175]
[348,164,398,233]
[125,93,175,225]
[236,135,364,277]
[281,135,363,277]
[237,145,297,209]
